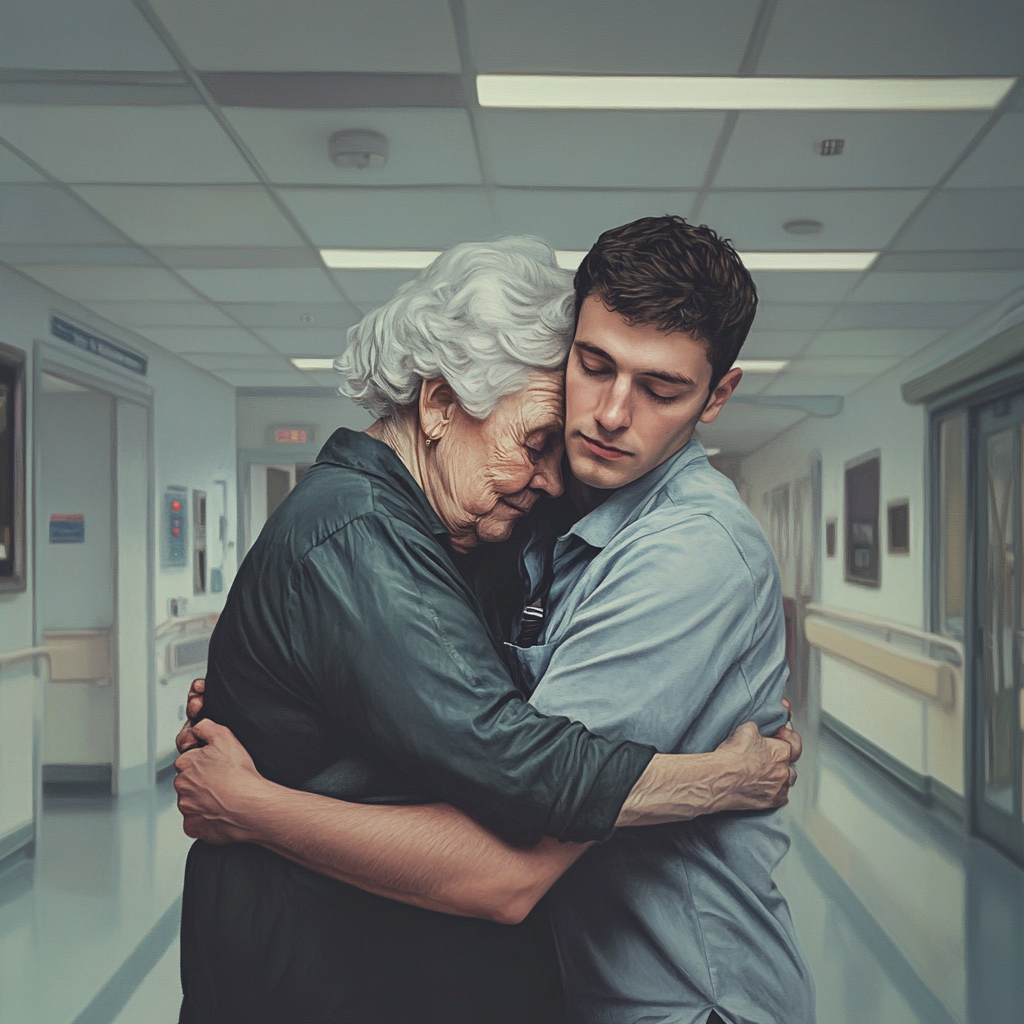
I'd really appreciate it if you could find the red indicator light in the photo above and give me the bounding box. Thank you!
[171,500,181,511]
[275,428,307,444]
[172,527,180,537]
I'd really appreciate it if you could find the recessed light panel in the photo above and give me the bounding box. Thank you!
[734,360,789,373]
[477,76,1016,111]
[290,357,337,370]
[740,252,878,271]
[320,250,442,269]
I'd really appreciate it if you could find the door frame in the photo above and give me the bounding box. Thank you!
[930,359,1024,864]
[32,336,155,797]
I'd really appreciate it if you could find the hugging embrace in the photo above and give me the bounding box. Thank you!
[174,215,816,1024]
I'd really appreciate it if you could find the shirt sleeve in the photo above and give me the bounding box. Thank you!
[285,510,656,844]
[529,512,765,753]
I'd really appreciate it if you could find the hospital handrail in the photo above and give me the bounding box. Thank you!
[803,605,961,709]
[154,612,219,639]
[0,646,52,674]
[804,604,964,665]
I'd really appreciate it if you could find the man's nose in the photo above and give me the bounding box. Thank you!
[531,451,564,498]
[595,376,631,433]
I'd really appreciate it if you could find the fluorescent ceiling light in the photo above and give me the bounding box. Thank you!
[320,249,441,270]
[290,358,337,370]
[739,251,878,271]
[555,251,588,271]
[734,360,788,373]
[477,75,1015,111]
[704,447,722,456]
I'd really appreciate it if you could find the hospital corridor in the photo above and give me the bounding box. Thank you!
[2,1,1024,1022]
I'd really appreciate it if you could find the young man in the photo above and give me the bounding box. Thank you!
[177,217,814,1024]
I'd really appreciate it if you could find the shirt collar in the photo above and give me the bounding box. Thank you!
[565,437,707,550]
[315,427,449,537]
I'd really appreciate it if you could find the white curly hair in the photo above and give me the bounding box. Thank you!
[335,237,575,419]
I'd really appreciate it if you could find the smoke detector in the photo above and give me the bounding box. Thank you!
[783,219,824,236]
[329,130,389,169]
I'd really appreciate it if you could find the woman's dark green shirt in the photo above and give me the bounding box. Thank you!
[180,428,655,1024]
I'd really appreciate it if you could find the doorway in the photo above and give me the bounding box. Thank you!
[973,391,1024,859]
[34,357,153,797]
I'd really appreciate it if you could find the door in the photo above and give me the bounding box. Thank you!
[973,393,1024,859]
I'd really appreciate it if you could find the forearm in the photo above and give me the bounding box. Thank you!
[616,750,742,827]
[231,781,588,924]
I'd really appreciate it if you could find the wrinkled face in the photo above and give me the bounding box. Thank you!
[432,370,565,552]
[565,294,739,492]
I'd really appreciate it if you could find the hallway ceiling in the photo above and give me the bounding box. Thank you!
[1,0,1023,452]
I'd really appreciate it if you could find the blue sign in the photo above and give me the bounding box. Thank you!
[50,514,85,543]
[51,316,148,376]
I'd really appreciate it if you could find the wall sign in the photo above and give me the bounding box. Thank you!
[51,316,148,376]
[49,512,85,543]
[267,424,317,446]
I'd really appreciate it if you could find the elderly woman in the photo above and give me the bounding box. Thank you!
[177,238,795,1024]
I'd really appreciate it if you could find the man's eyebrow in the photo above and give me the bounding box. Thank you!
[574,340,696,388]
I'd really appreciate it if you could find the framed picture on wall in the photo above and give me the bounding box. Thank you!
[845,451,880,587]
[0,342,27,592]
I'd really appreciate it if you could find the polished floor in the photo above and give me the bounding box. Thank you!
[1,725,1022,1024]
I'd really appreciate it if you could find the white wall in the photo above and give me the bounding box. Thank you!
[0,264,238,824]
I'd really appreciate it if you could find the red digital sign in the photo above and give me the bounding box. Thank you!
[275,428,308,444]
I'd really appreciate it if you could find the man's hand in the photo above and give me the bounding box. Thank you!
[175,678,206,754]
[174,719,267,844]
[710,721,797,813]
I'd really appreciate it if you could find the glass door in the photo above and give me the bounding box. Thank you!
[973,393,1024,859]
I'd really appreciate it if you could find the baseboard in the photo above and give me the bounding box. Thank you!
[821,711,965,819]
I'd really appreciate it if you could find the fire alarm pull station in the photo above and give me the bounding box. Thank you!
[162,486,188,567]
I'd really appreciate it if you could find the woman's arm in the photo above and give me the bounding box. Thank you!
[174,718,587,925]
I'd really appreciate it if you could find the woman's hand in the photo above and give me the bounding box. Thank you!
[175,677,206,754]
[173,719,268,844]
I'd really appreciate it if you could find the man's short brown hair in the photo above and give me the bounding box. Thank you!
[573,215,757,391]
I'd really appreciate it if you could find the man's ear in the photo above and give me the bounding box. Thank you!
[699,366,742,425]
[418,378,459,441]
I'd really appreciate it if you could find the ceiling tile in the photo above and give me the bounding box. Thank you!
[805,329,942,358]
[281,188,500,248]
[0,144,45,182]
[138,327,268,354]
[759,0,1024,75]
[221,303,360,329]
[181,353,290,371]
[698,189,927,251]
[741,331,815,359]
[763,374,875,396]
[753,304,838,331]
[253,328,350,356]
[222,108,480,186]
[17,265,199,301]
[729,374,776,396]
[0,244,156,265]
[465,0,759,73]
[851,270,1024,303]
[786,356,903,376]
[947,115,1024,188]
[147,0,459,72]
[830,301,988,330]
[751,271,861,304]
[493,190,697,249]
[215,368,313,387]
[477,111,724,188]
[699,405,807,455]
[151,246,320,269]
[0,184,126,244]
[72,186,306,246]
[0,0,178,71]
[0,106,256,184]
[716,112,987,189]
[897,189,1024,251]
[330,270,419,306]
[176,268,343,303]
[83,301,236,327]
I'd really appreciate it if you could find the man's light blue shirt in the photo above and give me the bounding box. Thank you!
[509,439,815,1024]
